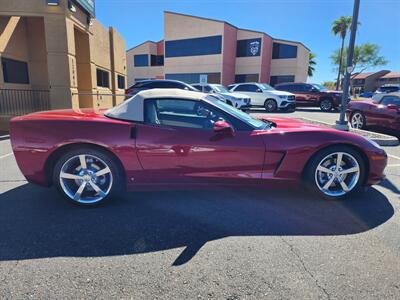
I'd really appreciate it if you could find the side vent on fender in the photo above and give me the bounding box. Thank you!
[130,127,136,139]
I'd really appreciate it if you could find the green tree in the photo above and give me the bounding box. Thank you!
[332,16,353,90]
[330,43,388,76]
[308,53,317,77]
[322,81,336,89]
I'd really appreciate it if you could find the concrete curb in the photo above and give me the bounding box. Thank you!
[298,117,399,146]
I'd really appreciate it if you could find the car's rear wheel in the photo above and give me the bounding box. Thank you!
[319,98,333,112]
[53,147,121,206]
[264,99,277,112]
[350,111,366,129]
[304,146,366,199]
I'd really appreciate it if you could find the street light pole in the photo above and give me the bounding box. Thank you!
[335,0,360,131]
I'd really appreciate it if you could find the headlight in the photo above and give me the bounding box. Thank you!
[278,95,287,99]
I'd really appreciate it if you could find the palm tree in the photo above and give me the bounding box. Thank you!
[332,16,352,90]
[308,53,316,77]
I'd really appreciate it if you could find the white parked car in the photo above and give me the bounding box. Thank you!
[192,83,251,110]
[228,82,296,112]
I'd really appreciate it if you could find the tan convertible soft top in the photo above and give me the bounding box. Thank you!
[105,88,206,122]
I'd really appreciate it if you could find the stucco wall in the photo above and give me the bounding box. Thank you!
[235,29,263,78]
[0,0,126,111]
[270,39,309,82]
[126,41,164,86]
[222,23,237,85]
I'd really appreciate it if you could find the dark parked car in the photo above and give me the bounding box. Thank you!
[126,79,199,95]
[346,92,400,138]
[275,83,345,112]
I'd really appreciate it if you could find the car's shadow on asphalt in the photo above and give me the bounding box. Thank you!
[0,184,394,265]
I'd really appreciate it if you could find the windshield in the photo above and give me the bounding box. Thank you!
[258,83,275,91]
[211,84,230,93]
[205,96,269,130]
[312,84,328,91]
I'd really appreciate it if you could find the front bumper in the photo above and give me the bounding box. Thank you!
[279,101,296,110]
[233,98,252,109]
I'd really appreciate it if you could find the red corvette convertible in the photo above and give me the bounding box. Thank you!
[347,92,400,138]
[10,89,387,206]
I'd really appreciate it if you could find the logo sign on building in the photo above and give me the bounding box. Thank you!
[249,41,260,56]
[73,0,95,17]
[199,74,208,85]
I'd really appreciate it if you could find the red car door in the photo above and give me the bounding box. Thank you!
[134,99,266,186]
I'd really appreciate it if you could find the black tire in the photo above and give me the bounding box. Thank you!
[304,145,366,200]
[319,98,333,112]
[350,111,366,129]
[264,99,277,112]
[52,147,122,207]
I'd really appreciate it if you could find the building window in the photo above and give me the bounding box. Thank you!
[270,75,295,86]
[151,55,164,66]
[165,35,222,58]
[235,74,259,83]
[96,68,109,88]
[117,75,125,89]
[1,58,29,84]
[134,54,149,67]
[165,73,221,84]
[272,43,297,59]
[236,38,262,57]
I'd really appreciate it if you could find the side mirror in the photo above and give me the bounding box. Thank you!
[256,88,262,93]
[213,120,234,135]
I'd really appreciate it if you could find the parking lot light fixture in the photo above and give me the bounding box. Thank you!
[335,0,360,131]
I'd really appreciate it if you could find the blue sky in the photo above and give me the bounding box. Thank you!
[96,0,400,84]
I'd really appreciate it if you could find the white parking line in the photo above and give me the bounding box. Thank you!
[388,154,400,161]
[0,153,13,159]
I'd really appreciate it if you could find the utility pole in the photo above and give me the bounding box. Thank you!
[334,0,360,131]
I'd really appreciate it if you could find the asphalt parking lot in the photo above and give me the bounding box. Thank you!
[0,111,399,299]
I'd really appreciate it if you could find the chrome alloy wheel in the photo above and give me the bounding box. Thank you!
[351,112,364,129]
[320,99,333,111]
[59,154,113,204]
[314,152,360,197]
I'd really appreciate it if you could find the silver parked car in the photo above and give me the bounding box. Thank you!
[192,83,251,110]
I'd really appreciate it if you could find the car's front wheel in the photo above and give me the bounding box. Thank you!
[350,111,366,129]
[304,146,366,199]
[53,147,122,206]
[264,99,277,112]
[319,98,333,112]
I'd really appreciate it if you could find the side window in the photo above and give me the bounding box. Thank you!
[144,99,235,130]
[235,84,258,92]
[380,96,400,106]
[166,81,185,89]
[248,84,260,92]
[202,85,212,93]
[276,84,290,92]
[294,84,306,92]
[303,84,314,92]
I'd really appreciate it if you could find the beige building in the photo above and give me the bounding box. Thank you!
[0,0,126,130]
[127,11,309,88]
